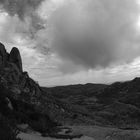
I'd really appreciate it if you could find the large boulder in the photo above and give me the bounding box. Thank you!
[0,43,7,68]
[9,47,23,72]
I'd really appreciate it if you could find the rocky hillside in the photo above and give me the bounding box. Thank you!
[0,43,61,139]
[43,77,140,129]
[0,43,99,139]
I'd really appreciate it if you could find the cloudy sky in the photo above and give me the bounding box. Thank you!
[0,0,140,86]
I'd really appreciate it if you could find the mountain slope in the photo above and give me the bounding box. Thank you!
[43,77,140,129]
[0,43,99,139]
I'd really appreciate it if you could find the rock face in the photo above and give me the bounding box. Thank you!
[0,43,58,138]
[0,43,7,68]
[0,44,42,99]
[9,47,23,72]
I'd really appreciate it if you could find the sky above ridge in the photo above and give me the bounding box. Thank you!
[0,0,140,86]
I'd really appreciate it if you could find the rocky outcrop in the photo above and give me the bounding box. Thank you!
[9,47,23,72]
[0,43,7,68]
[0,44,41,97]
[0,43,58,136]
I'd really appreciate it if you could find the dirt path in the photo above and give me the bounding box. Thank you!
[68,125,140,140]
[18,126,140,140]
[18,132,94,140]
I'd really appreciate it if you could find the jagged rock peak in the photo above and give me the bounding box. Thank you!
[9,47,23,72]
[0,42,6,52]
[0,42,7,67]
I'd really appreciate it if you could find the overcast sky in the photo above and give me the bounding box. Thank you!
[0,0,140,86]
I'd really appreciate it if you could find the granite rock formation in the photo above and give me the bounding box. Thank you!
[9,47,23,72]
[0,43,58,139]
[0,42,7,68]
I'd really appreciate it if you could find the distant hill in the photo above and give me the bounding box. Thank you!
[42,83,107,98]
[42,77,140,129]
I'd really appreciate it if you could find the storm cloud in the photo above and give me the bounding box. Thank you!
[50,0,140,70]
[0,0,43,19]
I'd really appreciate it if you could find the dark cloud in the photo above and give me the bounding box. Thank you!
[0,0,43,19]
[53,34,114,69]
[50,0,140,71]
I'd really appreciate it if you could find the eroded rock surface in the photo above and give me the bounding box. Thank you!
[9,47,23,72]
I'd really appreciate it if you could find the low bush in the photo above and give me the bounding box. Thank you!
[0,115,20,140]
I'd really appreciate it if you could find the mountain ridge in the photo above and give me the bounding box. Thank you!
[1,42,140,139]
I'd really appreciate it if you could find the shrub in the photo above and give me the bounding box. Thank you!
[0,115,20,140]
